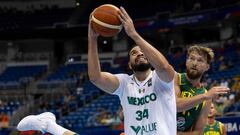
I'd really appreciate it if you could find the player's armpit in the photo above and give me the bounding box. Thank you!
[90,72,120,94]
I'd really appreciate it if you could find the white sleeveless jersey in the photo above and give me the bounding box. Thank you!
[113,71,176,135]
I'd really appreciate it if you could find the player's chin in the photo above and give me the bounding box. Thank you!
[208,115,214,118]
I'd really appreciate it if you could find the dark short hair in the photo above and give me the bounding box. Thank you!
[128,44,137,60]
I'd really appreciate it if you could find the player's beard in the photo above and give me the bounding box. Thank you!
[186,68,202,80]
[131,63,151,72]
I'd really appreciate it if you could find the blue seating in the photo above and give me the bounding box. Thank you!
[38,63,87,89]
[0,100,22,115]
[55,93,120,129]
[0,65,47,89]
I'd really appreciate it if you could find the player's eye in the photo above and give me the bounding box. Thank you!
[131,51,137,56]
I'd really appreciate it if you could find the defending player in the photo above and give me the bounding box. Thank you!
[176,46,229,135]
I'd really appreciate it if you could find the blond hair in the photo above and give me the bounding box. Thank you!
[187,45,214,64]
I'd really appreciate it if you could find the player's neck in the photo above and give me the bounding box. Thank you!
[134,69,151,81]
[208,117,215,125]
[186,75,202,88]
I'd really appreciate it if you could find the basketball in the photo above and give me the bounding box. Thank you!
[91,4,122,37]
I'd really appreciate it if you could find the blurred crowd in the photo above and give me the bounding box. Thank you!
[86,107,124,130]
[0,100,9,129]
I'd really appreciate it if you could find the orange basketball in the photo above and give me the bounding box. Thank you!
[91,4,122,37]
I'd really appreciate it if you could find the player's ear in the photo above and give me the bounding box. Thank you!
[128,62,132,70]
[206,64,210,71]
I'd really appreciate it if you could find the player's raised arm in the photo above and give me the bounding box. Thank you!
[88,14,120,94]
[118,7,175,82]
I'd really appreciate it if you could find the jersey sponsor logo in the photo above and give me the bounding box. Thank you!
[181,91,193,98]
[127,93,157,106]
[177,117,186,130]
[180,90,201,112]
[130,122,157,135]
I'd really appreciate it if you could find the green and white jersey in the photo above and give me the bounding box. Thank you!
[113,71,176,135]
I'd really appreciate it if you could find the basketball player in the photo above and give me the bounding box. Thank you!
[88,6,176,135]
[203,103,226,135]
[17,7,176,135]
[175,46,229,135]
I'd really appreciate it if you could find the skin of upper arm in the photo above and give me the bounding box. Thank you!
[175,73,181,97]
[90,72,120,94]
[222,123,227,135]
[155,64,175,83]
[193,100,211,134]
[175,73,184,112]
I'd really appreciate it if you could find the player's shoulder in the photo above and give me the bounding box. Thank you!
[174,72,180,81]
[176,72,186,85]
[218,120,224,125]
[115,73,131,77]
[115,73,133,81]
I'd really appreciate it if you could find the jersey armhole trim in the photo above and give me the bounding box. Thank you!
[178,73,182,85]
[219,122,223,134]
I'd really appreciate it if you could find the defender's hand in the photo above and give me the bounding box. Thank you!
[204,86,230,100]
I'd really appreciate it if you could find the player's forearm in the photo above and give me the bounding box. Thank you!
[130,33,173,79]
[88,39,102,82]
[177,94,207,112]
